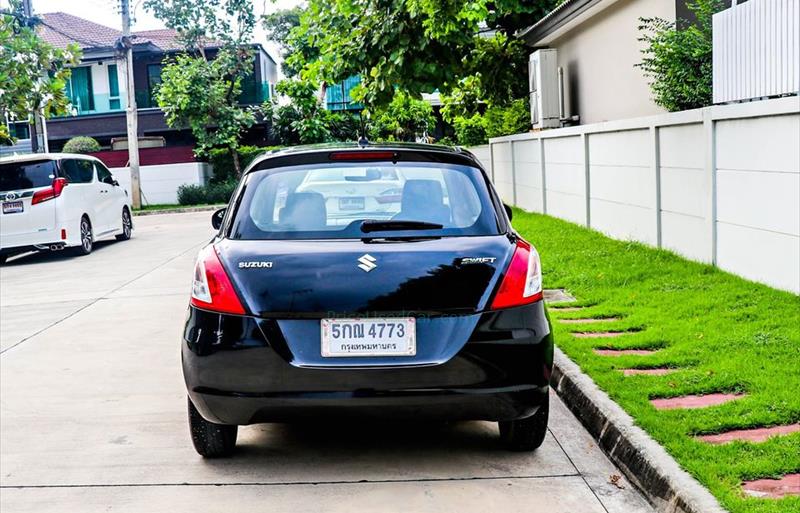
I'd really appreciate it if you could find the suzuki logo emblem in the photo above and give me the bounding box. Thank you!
[357,253,377,273]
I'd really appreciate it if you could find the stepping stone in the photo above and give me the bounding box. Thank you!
[560,317,620,324]
[573,331,628,338]
[594,349,657,356]
[550,306,584,312]
[697,423,800,444]
[650,393,745,410]
[544,289,576,303]
[623,368,677,376]
[743,473,800,498]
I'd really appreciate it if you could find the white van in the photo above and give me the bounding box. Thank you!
[0,153,132,263]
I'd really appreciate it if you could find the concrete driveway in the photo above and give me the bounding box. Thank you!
[0,212,654,513]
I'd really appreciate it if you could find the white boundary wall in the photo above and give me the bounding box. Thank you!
[481,96,800,294]
[111,162,213,205]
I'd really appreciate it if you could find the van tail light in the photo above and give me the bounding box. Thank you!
[31,177,68,205]
[190,245,246,315]
[490,239,543,310]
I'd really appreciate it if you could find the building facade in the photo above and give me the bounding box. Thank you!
[36,12,278,151]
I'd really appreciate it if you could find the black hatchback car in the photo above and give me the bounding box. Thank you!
[183,144,553,457]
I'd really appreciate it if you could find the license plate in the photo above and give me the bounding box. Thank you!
[321,318,416,357]
[2,201,23,214]
[339,197,365,211]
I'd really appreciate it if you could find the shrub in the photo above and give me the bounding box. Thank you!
[176,184,207,206]
[637,0,722,111]
[63,136,101,154]
[453,114,487,146]
[176,180,238,205]
[368,92,435,142]
[484,99,530,139]
[207,146,278,183]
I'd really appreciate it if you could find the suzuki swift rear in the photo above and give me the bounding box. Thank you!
[183,144,553,457]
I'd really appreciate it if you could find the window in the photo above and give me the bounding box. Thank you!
[95,162,114,184]
[61,159,95,184]
[107,64,121,110]
[147,64,163,106]
[66,67,95,113]
[0,160,57,191]
[230,163,498,240]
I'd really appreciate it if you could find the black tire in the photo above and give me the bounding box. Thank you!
[73,216,93,256]
[116,208,132,241]
[188,397,237,458]
[499,399,549,451]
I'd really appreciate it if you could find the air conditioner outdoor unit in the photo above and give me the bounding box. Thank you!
[529,49,560,129]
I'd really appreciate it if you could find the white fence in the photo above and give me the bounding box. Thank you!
[482,96,800,294]
[110,162,213,205]
[713,0,800,103]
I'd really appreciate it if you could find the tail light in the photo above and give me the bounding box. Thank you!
[190,245,246,315]
[31,177,68,205]
[490,239,543,310]
[329,151,397,161]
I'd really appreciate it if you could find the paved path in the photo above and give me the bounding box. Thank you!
[0,212,654,513]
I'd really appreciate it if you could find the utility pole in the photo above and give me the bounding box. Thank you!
[120,0,142,208]
[22,0,48,153]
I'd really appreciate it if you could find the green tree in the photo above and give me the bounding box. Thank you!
[289,0,555,109]
[0,0,81,145]
[144,0,258,174]
[367,92,436,142]
[262,6,312,78]
[637,0,722,112]
[265,79,332,145]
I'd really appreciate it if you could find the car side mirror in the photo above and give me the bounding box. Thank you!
[503,203,513,221]
[111,179,120,187]
[212,208,226,230]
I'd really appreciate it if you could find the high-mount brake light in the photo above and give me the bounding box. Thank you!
[490,239,543,310]
[329,151,397,161]
[31,177,68,205]
[190,245,246,315]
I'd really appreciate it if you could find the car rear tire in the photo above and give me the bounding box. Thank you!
[116,208,132,241]
[72,216,93,256]
[188,397,237,458]
[499,398,549,451]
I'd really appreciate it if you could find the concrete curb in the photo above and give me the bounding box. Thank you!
[551,347,727,513]
[133,205,226,217]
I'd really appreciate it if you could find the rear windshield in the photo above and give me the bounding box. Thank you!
[229,162,500,240]
[0,160,57,192]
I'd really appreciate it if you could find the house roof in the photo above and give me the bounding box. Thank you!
[37,13,277,63]
[38,12,122,50]
[37,12,187,52]
[517,0,621,46]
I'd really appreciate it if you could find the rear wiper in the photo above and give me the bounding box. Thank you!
[360,219,443,233]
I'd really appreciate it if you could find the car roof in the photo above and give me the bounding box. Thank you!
[0,152,101,164]
[246,142,481,174]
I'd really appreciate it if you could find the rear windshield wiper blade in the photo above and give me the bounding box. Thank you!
[360,220,443,233]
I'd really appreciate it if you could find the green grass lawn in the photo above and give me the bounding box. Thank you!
[512,209,800,513]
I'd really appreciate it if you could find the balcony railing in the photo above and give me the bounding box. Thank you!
[59,82,272,118]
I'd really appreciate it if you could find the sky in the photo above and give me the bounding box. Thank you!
[6,0,304,67]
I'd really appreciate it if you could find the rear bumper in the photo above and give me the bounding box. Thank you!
[182,303,553,425]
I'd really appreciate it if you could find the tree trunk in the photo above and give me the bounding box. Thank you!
[231,148,242,177]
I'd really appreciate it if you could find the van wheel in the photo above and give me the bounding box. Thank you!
[499,399,549,451]
[73,216,93,256]
[116,208,132,241]
[188,397,237,458]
